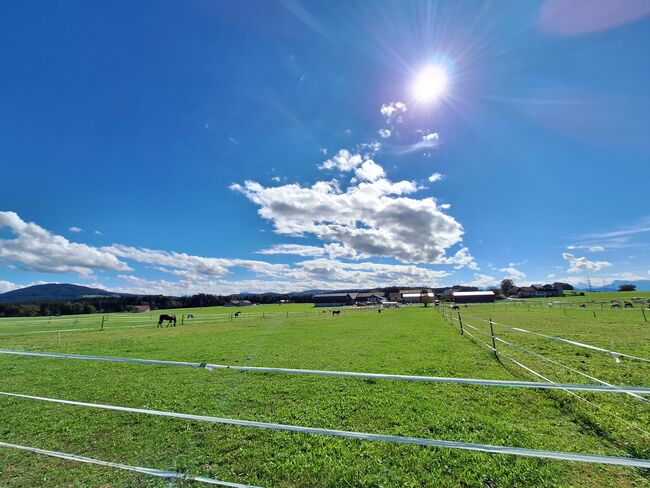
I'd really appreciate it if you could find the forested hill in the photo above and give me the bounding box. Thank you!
[0,283,125,304]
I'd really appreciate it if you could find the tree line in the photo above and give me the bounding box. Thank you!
[0,293,315,318]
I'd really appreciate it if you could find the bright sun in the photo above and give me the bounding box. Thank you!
[412,65,448,103]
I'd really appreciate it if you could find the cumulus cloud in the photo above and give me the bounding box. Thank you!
[440,203,451,210]
[232,166,473,266]
[257,244,325,257]
[562,253,612,273]
[318,149,363,171]
[464,273,499,288]
[422,133,439,143]
[0,211,131,276]
[354,160,385,182]
[428,172,444,183]
[69,226,82,233]
[0,280,18,293]
[378,128,391,138]
[498,266,526,280]
[380,101,407,121]
[103,244,289,278]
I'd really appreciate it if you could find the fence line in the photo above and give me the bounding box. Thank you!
[457,312,650,364]
[439,308,650,438]
[0,440,259,487]
[2,390,649,468]
[3,348,649,395]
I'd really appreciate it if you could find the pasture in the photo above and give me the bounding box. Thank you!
[0,303,648,486]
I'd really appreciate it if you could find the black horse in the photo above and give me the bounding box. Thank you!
[157,314,176,327]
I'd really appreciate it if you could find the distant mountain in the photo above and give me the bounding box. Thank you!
[0,283,126,304]
[571,279,650,292]
[581,279,650,292]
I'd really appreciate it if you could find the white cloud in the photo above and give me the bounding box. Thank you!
[440,203,451,210]
[562,253,612,273]
[354,160,385,182]
[103,244,289,278]
[422,133,439,142]
[69,226,82,233]
[498,266,526,280]
[464,274,499,288]
[94,230,102,235]
[271,176,282,183]
[380,101,407,121]
[232,167,472,266]
[318,149,363,171]
[0,280,18,293]
[566,244,605,252]
[0,211,131,276]
[257,244,325,257]
[428,172,444,183]
[378,128,391,138]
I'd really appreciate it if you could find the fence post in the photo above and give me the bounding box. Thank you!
[593,310,596,319]
[101,316,105,330]
[181,314,185,325]
[457,311,463,335]
[230,313,233,322]
[563,307,566,316]
[489,318,497,357]
[642,308,648,323]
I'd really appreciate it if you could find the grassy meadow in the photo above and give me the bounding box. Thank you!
[0,302,648,486]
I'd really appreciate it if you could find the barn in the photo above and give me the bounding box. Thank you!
[400,289,434,304]
[452,290,495,304]
[313,292,358,307]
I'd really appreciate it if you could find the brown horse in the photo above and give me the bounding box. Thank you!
[157,314,176,327]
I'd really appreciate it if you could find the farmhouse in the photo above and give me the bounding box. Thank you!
[513,283,564,298]
[400,289,434,303]
[313,292,358,307]
[452,290,495,304]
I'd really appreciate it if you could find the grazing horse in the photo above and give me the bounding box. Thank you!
[185,313,194,319]
[624,301,634,308]
[611,301,621,309]
[451,305,460,310]
[234,311,241,317]
[579,304,586,308]
[157,314,176,327]
[332,310,341,316]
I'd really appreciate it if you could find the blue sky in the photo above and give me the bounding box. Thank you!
[1,1,649,295]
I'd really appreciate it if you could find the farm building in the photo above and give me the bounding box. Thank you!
[130,305,150,313]
[452,291,495,304]
[313,292,358,307]
[355,292,386,305]
[224,300,253,307]
[400,289,434,303]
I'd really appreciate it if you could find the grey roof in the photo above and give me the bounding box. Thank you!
[356,292,385,298]
[314,292,358,299]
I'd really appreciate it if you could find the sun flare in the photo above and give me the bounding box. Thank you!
[412,65,448,103]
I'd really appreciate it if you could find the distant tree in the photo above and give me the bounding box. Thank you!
[500,279,516,296]
[618,284,636,292]
[420,290,433,307]
[488,288,503,299]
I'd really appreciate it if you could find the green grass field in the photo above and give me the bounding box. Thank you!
[0,304,648,486]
